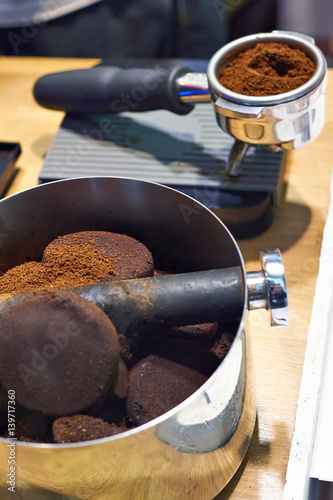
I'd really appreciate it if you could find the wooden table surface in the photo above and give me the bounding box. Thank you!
[0,57,332,500]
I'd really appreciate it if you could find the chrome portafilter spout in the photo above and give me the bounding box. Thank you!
[176,71,249,177]
[176,71,251,177]
[174,31,328,177]
[173,30,327,177]
[33,31,327,178]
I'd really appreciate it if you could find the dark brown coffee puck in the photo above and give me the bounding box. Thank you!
[127,339,220,426]
[42,230,154,282]
[0,290,120,416]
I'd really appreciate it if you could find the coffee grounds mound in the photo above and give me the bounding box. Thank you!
[0,231,154,294]
[52,414,127,443]
[219,42,316,96]
[0,244,119,294]
[43,231,154,281]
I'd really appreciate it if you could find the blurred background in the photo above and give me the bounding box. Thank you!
[0,0,332,63]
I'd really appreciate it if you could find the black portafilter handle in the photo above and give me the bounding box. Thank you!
[0,267,244,335]
[33,65,194,115]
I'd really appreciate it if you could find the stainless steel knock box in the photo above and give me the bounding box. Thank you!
[0,177,288,499]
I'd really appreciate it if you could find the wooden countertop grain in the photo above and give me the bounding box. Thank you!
[1,57,332,500]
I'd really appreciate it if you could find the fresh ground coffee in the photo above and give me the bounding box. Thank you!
[0,238,120,293]
[219,42,316,96]
[0,231,154,294]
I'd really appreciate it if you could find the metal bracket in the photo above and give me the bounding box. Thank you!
[247,249,289,327]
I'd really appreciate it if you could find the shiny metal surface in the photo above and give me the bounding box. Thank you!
[247,249,289,327]
[260,249,289,327]
[0,177,281,499]
[226,139,250,177]
[207,31,327,175]
[247,270,267,310]
[177,72,211,103]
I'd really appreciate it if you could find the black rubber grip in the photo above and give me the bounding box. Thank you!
[0,268,244,335]
[33,65,194,115]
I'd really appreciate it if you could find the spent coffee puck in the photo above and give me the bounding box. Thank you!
[0,290,120,416]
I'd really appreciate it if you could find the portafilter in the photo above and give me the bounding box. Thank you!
[33,31,327,177]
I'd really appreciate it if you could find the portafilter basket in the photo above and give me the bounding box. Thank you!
[0,177,288,499]
[207,31,327,175]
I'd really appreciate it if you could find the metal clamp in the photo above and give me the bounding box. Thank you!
[247,249,289,327]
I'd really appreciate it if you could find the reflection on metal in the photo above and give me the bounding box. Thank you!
[247,249,289,327]
[177,72,211,103]
[0,178,281,498]
[157,332,246,453]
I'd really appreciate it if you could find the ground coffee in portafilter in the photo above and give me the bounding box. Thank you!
[219,42,316,96]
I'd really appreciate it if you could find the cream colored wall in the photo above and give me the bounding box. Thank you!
[278,0,333,40]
